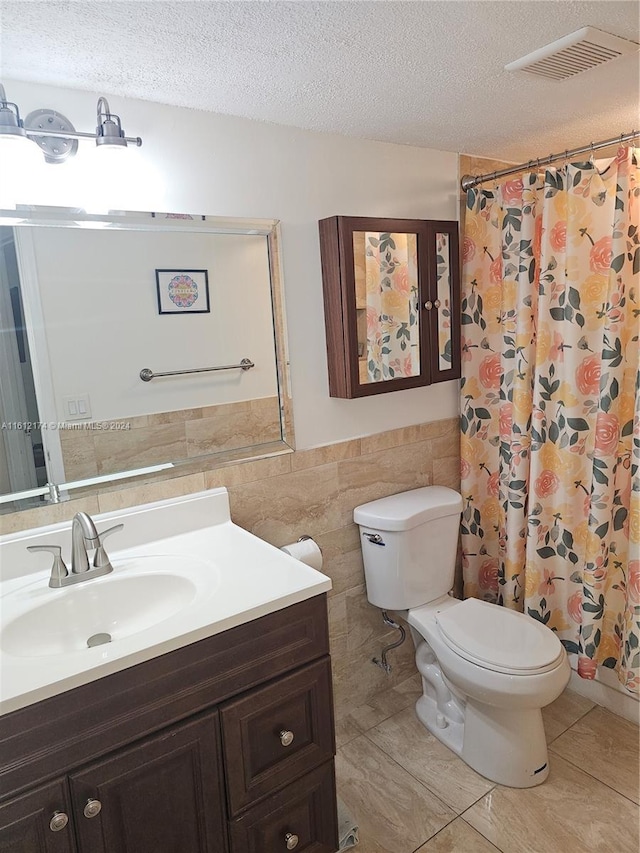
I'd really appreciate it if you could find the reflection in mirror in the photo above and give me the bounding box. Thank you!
[0,209,291,514]
[0,229,47,498]
[436,232,453,370]
[353,231,419,384]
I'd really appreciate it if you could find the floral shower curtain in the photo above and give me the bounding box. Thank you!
[460,147,640,693]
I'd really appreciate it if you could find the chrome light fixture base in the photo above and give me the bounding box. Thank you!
[24,109,78,163]
[0,83,142,163]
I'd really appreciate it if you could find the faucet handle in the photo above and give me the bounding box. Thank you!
[27,545,69,588]
[93,524,124,569]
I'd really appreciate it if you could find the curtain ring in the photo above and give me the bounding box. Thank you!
[589,141,595,164]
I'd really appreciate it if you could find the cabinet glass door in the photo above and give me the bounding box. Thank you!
[353,230,420,385]
[428,222,461,383]
[436,231,453,370]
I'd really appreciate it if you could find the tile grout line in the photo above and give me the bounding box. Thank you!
[547,705,640,807]
[546,701,598,746]
[346,728,457,815]
[358,724,497,819]
[547,746,640,807]
[406,812,504,853]
[337,733,459,853]
[458,816,504,852]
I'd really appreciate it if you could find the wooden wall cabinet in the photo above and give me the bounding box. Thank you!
[0,595,338,853]
[319,216,460,398]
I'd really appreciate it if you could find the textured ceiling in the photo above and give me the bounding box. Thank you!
[1,1,639,160]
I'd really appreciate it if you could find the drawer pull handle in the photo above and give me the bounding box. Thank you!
[49,812,69,832]
[424,300,433,310]
[285,832,299,850]
[279,729,294,747]
[83,799,102,819]
[434,299,441,308]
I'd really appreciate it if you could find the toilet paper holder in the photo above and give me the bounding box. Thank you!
[279,535,323,571]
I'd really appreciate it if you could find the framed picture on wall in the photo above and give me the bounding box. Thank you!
[155,269,210,314]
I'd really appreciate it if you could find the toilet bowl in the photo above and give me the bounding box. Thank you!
[354,486,571,788]
[408,595,570,787]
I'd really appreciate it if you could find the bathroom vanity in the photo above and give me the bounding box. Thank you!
[0,489,338,852]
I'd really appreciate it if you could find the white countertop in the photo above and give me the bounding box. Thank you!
[0,488,331,715]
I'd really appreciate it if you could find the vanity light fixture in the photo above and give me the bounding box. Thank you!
[0,84,142,165]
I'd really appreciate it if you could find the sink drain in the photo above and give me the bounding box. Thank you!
[87,633,112,648]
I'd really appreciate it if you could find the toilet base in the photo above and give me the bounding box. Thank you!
[414,637,551,788]
[415,693,464,755]
[461,701,550,787]
[415,686,550,788]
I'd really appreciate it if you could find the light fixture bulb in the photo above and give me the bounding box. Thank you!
[0,133,45,208]
[77,143,163,213]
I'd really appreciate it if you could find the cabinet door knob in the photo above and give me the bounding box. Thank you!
[424,300,433,310]
[434,299,441,308]
[279,729,294,747]
[285,832,299,850]
[83,799,102,819]
[49,811,69,832]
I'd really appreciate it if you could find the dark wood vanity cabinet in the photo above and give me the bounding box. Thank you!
[0,595,338,853]
[0,780,75,853]
[69,712,226,853]
[319,216,461,398]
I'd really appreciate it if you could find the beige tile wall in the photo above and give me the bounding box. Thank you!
[1,415,460,717]
[58,397,281,480]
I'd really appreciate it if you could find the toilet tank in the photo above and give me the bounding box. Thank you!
[353,486,463,610]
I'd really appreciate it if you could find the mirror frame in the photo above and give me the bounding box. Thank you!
[0,207,294,512]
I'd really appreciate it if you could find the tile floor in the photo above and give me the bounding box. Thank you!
[335,676,640,853]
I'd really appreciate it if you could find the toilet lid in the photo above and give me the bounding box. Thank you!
[435,599,564,674]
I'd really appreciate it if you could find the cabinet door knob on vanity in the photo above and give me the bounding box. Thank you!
[83,798,102,818]
[279,729,295,747]
[49,811,69,832]
[285,831,299,850]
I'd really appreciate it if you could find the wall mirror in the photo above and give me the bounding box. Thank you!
[319,216,460,398]
[0,207,293,514]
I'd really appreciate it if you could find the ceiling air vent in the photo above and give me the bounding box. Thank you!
[505,26,639,81]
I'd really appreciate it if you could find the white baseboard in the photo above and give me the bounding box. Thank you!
[568,665,639,724]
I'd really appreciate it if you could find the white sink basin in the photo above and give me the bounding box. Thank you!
[0,487,332,716]
[2,569,197,658]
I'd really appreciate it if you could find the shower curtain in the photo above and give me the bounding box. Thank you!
[460,147,639,694]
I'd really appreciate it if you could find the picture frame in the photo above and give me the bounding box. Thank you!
[155,269,210,314]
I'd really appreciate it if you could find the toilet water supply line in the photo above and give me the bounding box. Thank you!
[372,611,407,673]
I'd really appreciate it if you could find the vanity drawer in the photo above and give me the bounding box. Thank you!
[221,657,334,815]
[229,761,338,853]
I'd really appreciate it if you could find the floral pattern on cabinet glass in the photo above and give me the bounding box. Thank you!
[460,147,640,694]
[357,231,419,382]
[436,231,453,370]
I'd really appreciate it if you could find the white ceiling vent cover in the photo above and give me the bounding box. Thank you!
[505,27,639,81]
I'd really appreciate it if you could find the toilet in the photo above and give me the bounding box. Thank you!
[353,485,570,788]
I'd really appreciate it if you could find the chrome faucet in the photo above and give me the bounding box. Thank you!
[71,511,100,574]
[28,512,124,588]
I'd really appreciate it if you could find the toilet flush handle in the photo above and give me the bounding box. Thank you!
[363,533,385,546]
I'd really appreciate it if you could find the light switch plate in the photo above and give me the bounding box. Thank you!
[63,394,92,421]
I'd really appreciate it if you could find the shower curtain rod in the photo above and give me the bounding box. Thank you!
[460,128,640,191]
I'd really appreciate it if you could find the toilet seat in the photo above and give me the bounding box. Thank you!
[412,598,564,675]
